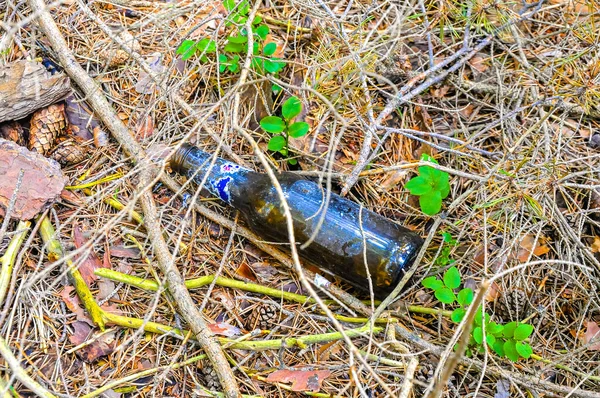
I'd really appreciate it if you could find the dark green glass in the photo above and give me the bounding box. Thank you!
[170,144,423,298]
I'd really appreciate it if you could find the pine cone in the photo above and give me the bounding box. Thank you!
[246,302,278,330]
[494,288,532,322]
[200,363,221,390]
[29,103,67,155]
[0,122,26,147]
[50,137,88,165]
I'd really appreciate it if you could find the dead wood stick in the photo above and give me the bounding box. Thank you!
[0,60,71,122]
[25,1,240,396]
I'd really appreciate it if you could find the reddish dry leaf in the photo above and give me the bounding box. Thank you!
[135,114,155,139]
[236,262,257,281]
[60,189,84,205]
[60,286,94,326]
[583,321,600,351]
[266,369,332,392]
[208,322,241,337]
[73,223,105,286]
[69,321,116,362]
[0,139,67,220]
[69,320,92,346]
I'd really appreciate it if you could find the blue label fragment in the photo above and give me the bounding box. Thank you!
[211,176,232,203]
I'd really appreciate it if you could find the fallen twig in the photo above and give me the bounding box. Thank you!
[26,0,239,395]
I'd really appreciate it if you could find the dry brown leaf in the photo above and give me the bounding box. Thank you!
[590,236,600,253]
[379,169,408,191]
[516,234,550,262]
[69,321,116,362]
[266,369,332,392]
[469,54,489,73]
[135,114,155,139]
[208,322,241,337]
[236,262,257,281]
[60,286,94,326]
[0,139,67,220]
[73,223,105,286]
[64,94,100,141]
[583,321,600,350]
[110,245,141,259]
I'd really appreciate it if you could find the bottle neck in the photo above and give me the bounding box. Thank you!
[170,144,250,204]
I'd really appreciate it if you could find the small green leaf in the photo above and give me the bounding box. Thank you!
[492,339,505,357]
[419,190,443,215]
[288,158,298,165]
[486,333,496,346]
[196,38,216,53]
[473,327,483,344]
[451,308,466,323]
[443,266,461,289]
[419,165,437,182]
[504,339,520,362]
[255,24,269,40]
[434,173,451,198]
[282,96,302,120]
[260,116,286,133]
[422,276,443,290]
[514,324,534,341]
[405,176,433,196]
[227,35,248,44]
[272,84,282,93]
[434,287,456,304]
[457,288,473,306]
[267,135,286,151]
[252,15,263,25]
[263,42,277,56]
[289,122,309,138]
[487,322,504,336]
[264,58,285,73]
[176,40,196,60]
[515,342,533,359]
[223,0,236,11]
[224,42,245,53]
[503,322,517,339]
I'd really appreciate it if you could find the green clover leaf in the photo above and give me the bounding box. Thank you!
[288,122,309,138]
[267,135,286,151]
[260,116,286,133]
[282,96,302,120]
[434,287,456,304]
[443,266,461,289]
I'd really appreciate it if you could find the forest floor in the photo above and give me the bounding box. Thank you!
[1,0,600,397]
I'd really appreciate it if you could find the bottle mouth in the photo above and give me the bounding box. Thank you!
[169,144,195,174]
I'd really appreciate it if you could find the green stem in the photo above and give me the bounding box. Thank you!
[219,324,383,351]
[95,268,313,304]
[102,311,380,352]
[0,220,30,306]
[38,216,106,330]
[405,305,453,318]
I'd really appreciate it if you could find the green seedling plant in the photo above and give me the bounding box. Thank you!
[405,154,450,216]
[422,265,534,362]
[260,96,309,165]
[176,0,285,86]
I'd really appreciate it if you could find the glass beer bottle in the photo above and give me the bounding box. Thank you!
[170,144,423,299]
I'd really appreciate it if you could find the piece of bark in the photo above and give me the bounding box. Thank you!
[0,60,71,122]
[0,138,67,220]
